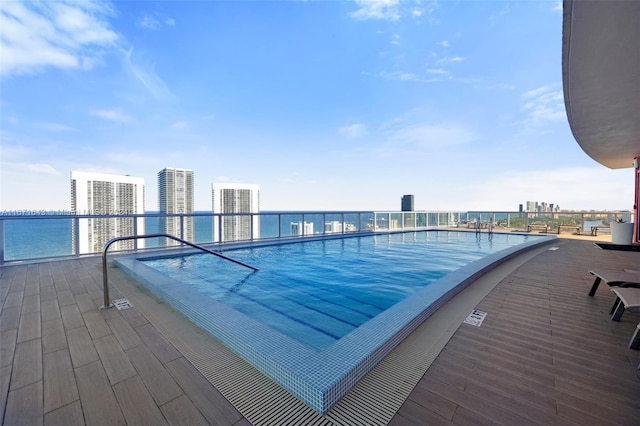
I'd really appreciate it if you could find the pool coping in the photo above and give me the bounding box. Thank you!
[113,230,557,413]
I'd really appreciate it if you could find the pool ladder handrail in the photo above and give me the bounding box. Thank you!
[474,221,493,236]
[101,233,258,309]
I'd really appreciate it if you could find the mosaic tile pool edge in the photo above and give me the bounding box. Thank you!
[113,232,556,413]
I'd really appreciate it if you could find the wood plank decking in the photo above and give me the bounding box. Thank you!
[392,239,640,425]
[0,256,249,426]
[1,238,639,425]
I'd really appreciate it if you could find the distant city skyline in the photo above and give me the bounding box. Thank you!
[522,201,560,213]
[1,1,635,212]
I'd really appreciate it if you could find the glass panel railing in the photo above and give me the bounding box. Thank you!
[324,213,345,234]
[360,212,374,231]
[403,213,415,228]
[438,212,449,227]
[4,218,73,261]
[416,212,427,227]
[302,213,324,236]
[375,213,390,231]
[390,213,403,230]
[281,213,304,237]
[0,210,632,264]
[259,213,281,239]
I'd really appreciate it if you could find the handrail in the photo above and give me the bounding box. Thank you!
[101,233,258,309]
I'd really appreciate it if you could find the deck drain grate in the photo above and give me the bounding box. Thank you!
[113,298,133,310]
[464,309,487,326]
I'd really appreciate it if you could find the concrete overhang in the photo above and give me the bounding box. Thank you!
[562,0,640,169]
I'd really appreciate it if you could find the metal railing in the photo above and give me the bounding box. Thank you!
[0,210,633,265]
[101,233,257,309]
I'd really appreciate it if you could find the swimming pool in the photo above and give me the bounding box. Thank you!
[115,230,554,413]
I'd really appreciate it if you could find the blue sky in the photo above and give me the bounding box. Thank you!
[0,0,634,212]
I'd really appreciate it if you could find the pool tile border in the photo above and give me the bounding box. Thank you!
[113,231,556,413]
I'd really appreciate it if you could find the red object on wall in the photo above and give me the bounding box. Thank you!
[634,157,639,244]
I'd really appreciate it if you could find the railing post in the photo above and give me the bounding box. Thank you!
[101,239,114,310]
[74,216,80,258]
[0,219,5,266]
[322,213,326,236]
[250,213,254,240]
[133,215,138,251]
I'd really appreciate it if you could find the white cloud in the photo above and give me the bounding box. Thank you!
[0,0,118,76]
[474,82,516,90]
[2,159,61,176]
[90,108,132,123]
[138,15,161,30]
[439,40,449,48]
[521,85,566,129]
[495,83,515,90]
[426,68,448,75]
[35,122,76,132]
[339,123,367,139]
[349,0,437,21]
[379,71,441,83]
[436,56,468,64]
[123,47,174,101]
[350,0,401,21]
[366,111,475,157]
[171,121,189,130]
[553,1,563,13]
[137,14,175,30]
[25,163,60,175]
[384,123,475,150]
[523,85,552,99]
[104,151,160,169]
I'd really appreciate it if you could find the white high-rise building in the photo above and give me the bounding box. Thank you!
[324,221,343,233]
[71,171,145,254]
[158,168,194,242]
[291,221,314,236]
[211,183,260,242]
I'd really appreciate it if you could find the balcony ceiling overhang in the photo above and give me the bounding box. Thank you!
[562,0,640,169]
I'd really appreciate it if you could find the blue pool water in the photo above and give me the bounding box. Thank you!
[141,231,533,350]
[115,230,554,413]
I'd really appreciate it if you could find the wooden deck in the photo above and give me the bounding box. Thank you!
[1,238,639,425]
[391,239,640,425]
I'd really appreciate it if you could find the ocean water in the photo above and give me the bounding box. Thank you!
[1,212,366,261]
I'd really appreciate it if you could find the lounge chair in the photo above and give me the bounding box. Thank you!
[609,288,640,349]
[587,269,640,296]
[610,287,640,321]
[631,322,640,350]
